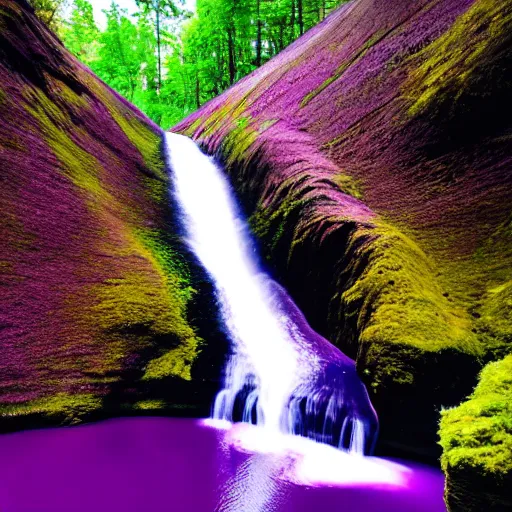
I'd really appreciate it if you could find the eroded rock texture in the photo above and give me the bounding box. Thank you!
[174,0,511,508]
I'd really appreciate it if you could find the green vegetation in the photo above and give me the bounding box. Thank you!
[440,354,512,511]
[474,281,512,361]
[407,0,512,117]
[2,393,103,424]
[32,0,347,128]
[30,0,68,30]
[348,223,480,352]
[344,222,482,390]
[133,399,166,410]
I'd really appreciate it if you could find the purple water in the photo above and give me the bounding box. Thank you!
[0,417,446,511]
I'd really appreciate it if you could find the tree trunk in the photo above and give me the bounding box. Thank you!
[319,0,325,21]
[195,71,200,108]
[291,0,295,39]
[156,0,161,93]
[298,0,303,35]
[227,28,236,84]
[256,0,262,66]
[216,39,222,94]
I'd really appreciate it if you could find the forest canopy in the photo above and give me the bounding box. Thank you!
[32,0,347,128]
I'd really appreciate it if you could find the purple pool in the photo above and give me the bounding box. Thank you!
[0,417,446,511]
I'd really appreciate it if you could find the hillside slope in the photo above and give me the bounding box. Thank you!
[175,0,511,509]
[0,0,221,429]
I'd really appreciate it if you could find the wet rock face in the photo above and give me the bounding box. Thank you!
[265,277,379,455]
[0,0,222,427]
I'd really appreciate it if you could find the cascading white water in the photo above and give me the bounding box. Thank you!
[165,132,378,453]
[165,132,302,432]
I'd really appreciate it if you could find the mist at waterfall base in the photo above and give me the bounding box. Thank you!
[165,132,378,454]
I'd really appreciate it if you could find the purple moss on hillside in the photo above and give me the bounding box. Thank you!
[0,0,209,427]
[175,0,511,507]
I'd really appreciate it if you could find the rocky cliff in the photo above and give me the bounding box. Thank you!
[174,0,512,509]
[0,0,223,429]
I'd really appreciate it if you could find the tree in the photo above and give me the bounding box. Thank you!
[135,0,184,92]
[60,0,348,128]
[96,3,140,100]
[30,0,67,31]
[62,0,100,69]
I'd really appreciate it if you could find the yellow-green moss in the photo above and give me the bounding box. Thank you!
[90,223,200,381]
[332,172,363,199]
[142,344,198,381]
[474,281,512,360]
[133,399,166,410]
[407,0,512,116]
[222,119,260,169]
[25,87,105,199]
[440,354,512,475]
[345,221,480,355]
[91,261,193,347]
[51,77,89,109]
[250,193,304,255]
[1,393,102,424]
[135,227,196,306]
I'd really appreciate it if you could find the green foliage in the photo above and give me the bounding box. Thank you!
[30,0,68,31]
[61,0,100,66]
[97,4,140,100]
[439,355,512,511]
[170,0,347,116]
[440,354,512,474]
[60,0,347,128]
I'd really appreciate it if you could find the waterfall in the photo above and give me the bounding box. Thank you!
[165,133,378,454]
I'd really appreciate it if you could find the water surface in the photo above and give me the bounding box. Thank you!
[0,417,446,511]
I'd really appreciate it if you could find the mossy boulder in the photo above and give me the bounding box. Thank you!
[440,355,512,512]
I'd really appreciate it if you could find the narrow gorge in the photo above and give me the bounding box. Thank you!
[0,0,511,511]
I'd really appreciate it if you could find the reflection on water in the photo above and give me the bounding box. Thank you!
[215,453,289,512]
[0,418,446,512]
